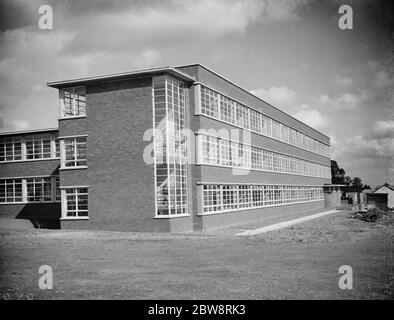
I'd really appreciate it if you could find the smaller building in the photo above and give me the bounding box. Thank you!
[373,183,394,209]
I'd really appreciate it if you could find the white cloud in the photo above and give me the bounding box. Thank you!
[0,112,30,131]
[338,120,394,161]
[335,77,353,87]
[250,86,297,107]
[370,120,394,139]
[319,91,367,110]
[293,104,331,131]
[345,135,394,159]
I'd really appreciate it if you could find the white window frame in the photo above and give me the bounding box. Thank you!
[60,86,86,118]
[0,176,60,204]
[61,187,89,219]
[60,136,88,169]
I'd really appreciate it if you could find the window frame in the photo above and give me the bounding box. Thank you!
[60,136,88,169]
[60,86,86,118]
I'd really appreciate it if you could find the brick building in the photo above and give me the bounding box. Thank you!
[0,64,331,232]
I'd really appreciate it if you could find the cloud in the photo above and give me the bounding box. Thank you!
[370,120,394,139]
[0,112,30,131]
[345,135,394,159]
[250,86,297,108]
[319,91,367,110]
[293,104,331,131]
[62,0,267,54]
[339,120,394,160]
[335,77,353,87]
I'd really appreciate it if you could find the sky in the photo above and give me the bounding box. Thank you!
[0,0,393,187]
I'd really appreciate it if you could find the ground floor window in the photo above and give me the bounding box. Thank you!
[26,177,53,202]
[202,184,324,214]
[63,188,88,218]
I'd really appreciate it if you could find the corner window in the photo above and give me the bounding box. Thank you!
[61,86,86,117]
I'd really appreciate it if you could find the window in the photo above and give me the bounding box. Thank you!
[201,135,220,165]
[201,87,219,118]
[26,134,51,159]
[0,133,59,162]
[198,133,330,178]
[250,109,261,133]
[251,147,262,170]
[220,96,236,124]
[272,120,281,140]
[153,76,188,216]
[203,184,221,213]
[62,87,86,117]
[62,136,87,168]
[0,137,22,162]
[201,184,324,214]
[0,179,22,203]
[220,139,232,166]
[0,176,59,203]
[199,86,330,157]
[222,185,237,210]
[64,188,88,217]
[26,177,52,202]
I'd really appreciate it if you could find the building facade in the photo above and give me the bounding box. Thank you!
[0,64,331,232]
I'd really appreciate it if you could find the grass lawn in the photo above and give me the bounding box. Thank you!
[0,210,393,299]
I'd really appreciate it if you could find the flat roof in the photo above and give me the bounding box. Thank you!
[0,127,58,136]
[47,67,196,88]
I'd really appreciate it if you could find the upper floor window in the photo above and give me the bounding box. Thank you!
[61,86,86,117]
[61,136,87,168]
[0,133,58,163]
[26,134,51,159]
[0,137,22,162]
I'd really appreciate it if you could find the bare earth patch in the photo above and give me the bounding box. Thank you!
[0,210,393,300]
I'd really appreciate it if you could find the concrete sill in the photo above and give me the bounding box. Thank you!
[58,116,86,120]
[153,214,191,219]
[60,217,90,221]
[59,166,88,171]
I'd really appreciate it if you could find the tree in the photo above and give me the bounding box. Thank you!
[331,160,346,184]
[351,177,364,192]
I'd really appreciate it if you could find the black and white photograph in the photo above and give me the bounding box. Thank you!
[0,0,393,306]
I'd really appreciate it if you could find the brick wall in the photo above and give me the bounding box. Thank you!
[59,77,159,232]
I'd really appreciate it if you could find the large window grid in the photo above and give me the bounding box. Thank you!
[200,85,330,157]
[63,188,88,217]
[0,133,59,162]
[198,133,331,178]
[153,75,188,216]
[202,184,324,214]
[61,86,86,117]
[0,176,60,203]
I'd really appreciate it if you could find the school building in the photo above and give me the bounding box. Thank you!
[0,64,332,232]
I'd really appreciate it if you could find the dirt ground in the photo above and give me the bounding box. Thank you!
[0,210,393,300]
